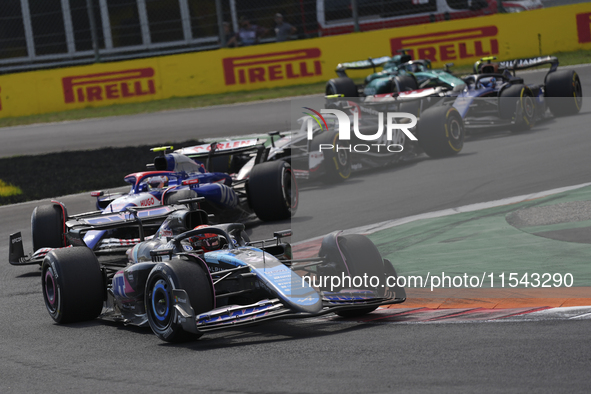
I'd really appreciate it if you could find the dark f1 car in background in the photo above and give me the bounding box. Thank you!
[14,205,406,342]
[451,55,583,132]
[326,55,582,135]
[322,92,466,161]
[176,104,463,186]
[175,132,360,184]
[472,55,583,119]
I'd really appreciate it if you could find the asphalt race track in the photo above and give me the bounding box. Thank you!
[0,98,299,158]
[1,65,591,392]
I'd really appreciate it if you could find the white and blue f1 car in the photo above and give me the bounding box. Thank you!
[9,144,297,262]
[93,143,297,224]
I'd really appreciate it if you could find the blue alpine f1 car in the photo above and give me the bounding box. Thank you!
[11,205,406,342]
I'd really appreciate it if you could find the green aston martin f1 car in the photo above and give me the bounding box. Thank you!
[326,50,466,97]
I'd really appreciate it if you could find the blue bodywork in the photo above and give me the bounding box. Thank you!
[104,217,403,338]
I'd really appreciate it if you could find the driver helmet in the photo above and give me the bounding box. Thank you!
[148,175,168,189]
[481,77,496,88]
[404,63,420,73]
[188,225,221,252]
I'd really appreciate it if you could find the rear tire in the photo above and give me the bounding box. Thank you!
[42,247,104,324]
[393,75,418,92]
[326,77,358,97]
[248,161,298,221]
[418,106,464,158]
[499,84,536,131]
[146,256,214,342]
[545,70,583,116]
[32,204,66,251]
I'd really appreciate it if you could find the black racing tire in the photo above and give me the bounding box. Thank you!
[333,234,387,317]
[146,256,214,342]
[499,84,536,131]
[42,247,104,324]
[32,204,66,251]
[545,69,583,116]
[418,106,464,158]
[248,160,298,222]
[326,77,358,97]
[394,75,421,114]
[310,131,352,183]
[393,74,418,92]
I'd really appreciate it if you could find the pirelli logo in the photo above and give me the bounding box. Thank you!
[390,26,499,62]
[62,68,156,104]
[577,12,591,43]
[222,48,322,86]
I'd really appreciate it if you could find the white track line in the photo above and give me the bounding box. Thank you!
[293,182,591,245]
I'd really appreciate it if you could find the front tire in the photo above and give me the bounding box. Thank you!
[42,247,104,324]
[310,131,352,183]
[393,75,418,92]
[248,161,298,221]
[545,69,583,116]
[418,106,464,158]
[32,204,66,251]
[146,256,214,342]
[499,84,536,132]
[326,77,358,97]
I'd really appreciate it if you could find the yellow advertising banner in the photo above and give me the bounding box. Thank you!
[1,3,590,119]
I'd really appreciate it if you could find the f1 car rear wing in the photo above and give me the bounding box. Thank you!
[175,138,266,165]
[335,56,392,77]
[335,49,416,77]
[175,138,259,157]
[175,135,286,168]
[498,56,559,75]
[475,56,559,76]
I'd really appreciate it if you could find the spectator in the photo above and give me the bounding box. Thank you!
[227,16,268,47]
[274,13,297,42]
[222,22,235,47]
